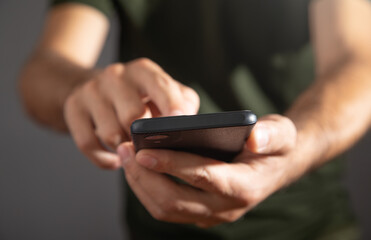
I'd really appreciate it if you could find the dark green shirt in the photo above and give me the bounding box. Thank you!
[51,1,359,239]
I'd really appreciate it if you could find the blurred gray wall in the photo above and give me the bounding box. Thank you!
[0,0,125,239]
[0,0,369,240]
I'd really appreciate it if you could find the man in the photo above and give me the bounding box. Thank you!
[19,0,371,239]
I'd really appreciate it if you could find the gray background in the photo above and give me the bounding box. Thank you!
[0,0,370,239]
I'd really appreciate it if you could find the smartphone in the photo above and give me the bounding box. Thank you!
[130,110,257,162]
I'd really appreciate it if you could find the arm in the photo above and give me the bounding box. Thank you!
[287,0,371,172]
[19,3,199,169]
[19,3,109,131]
[118,0,371,227]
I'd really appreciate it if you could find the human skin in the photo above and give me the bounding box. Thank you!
[19,0,371,228]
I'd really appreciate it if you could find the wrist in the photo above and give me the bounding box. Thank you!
[284,119,329,185]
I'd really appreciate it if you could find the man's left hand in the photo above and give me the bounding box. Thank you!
[118,114,305,228]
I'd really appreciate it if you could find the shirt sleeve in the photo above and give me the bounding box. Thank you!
[50,0,113,18]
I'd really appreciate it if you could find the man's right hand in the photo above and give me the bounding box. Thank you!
[18,4,199,170]
[63,58,199,169]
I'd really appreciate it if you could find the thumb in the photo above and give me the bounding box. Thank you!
[246,114,297,154]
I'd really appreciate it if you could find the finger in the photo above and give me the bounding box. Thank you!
[119,144,166,221]
[118,142,214,223]
[146,100,161,118]
[82,81,127,149]
[119,145,248,224]
[126,58,189,116]
[180,84,200,115]
[135,148,234,195]
[101,65,149,134]
[246,114,297,154]
[110,82,148,135]
[64,97,121,169]
[136,150,258,212]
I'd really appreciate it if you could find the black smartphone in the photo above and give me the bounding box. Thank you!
[130,110,257,162]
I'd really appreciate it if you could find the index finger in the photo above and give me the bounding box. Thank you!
[135,148,232,195]
[126,58,197,116]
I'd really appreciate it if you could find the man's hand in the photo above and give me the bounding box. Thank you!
[64,58,199,170]
[18,5,199,170]
[118,115,302,227]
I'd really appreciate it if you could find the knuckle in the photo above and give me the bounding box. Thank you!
[151,72,178,90]
[151,200,180,221]
[160,200,181,214]
[235,192,253,208]
[236,189,260,208]
[220,180,252,207]
[152,74,173,92]
[151,207,168,221]
[104,63,125,77]
[154,154,171,171]
[75,137,94,153]
[82,80,100,97]
[159,200,172,213]
[191,166,213,187]
[133,57,155,68]
[98,131,122,147]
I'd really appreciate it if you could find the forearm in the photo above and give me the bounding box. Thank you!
[18,3,109,132]
[286,57,371,177]
[18,49,97,132]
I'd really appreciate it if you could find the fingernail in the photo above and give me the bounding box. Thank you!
[137,155,157,169]
[169,110,184,116]
[117,145,131,167]
[254,125,270,153]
